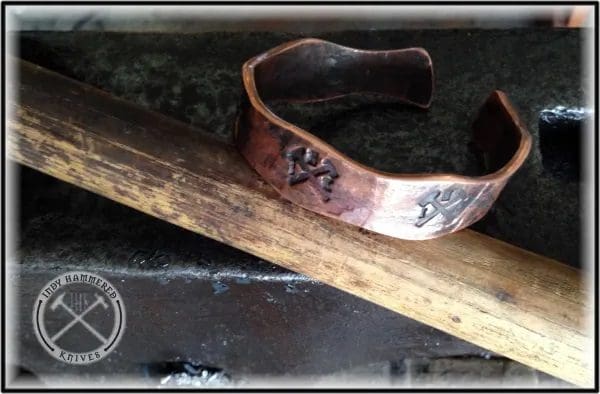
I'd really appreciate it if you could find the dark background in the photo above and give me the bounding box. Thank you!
[10,28,587,387]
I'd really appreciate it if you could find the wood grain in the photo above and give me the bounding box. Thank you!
[7,59,592,386]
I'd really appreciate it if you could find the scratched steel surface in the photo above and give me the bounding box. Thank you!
[9,29,584,385]
[14,167,488,385]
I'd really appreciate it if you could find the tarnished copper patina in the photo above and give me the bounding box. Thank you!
[235,38,532,240]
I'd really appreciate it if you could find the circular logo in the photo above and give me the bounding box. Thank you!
[32,271,126,364]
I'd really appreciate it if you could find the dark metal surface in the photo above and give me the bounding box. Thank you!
[539,106,590,182]
[13,167,489,385]
[10,28,586,386]
[14,164,488,385]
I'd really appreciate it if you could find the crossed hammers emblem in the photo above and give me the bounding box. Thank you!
[50,292,109,343]
[415,187,470,227]
[285,146,339,201]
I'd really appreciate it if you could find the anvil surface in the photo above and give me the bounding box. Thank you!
[11,29,584,385]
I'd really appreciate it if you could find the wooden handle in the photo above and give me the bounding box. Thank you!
[7,59,592,386]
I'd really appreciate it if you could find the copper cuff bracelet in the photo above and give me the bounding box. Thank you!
[235,38,532,240]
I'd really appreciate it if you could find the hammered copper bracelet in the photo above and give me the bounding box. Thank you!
[235,38,532,240]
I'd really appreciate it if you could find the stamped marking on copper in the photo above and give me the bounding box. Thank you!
[286,147,338,201]
[415,187,470,227]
